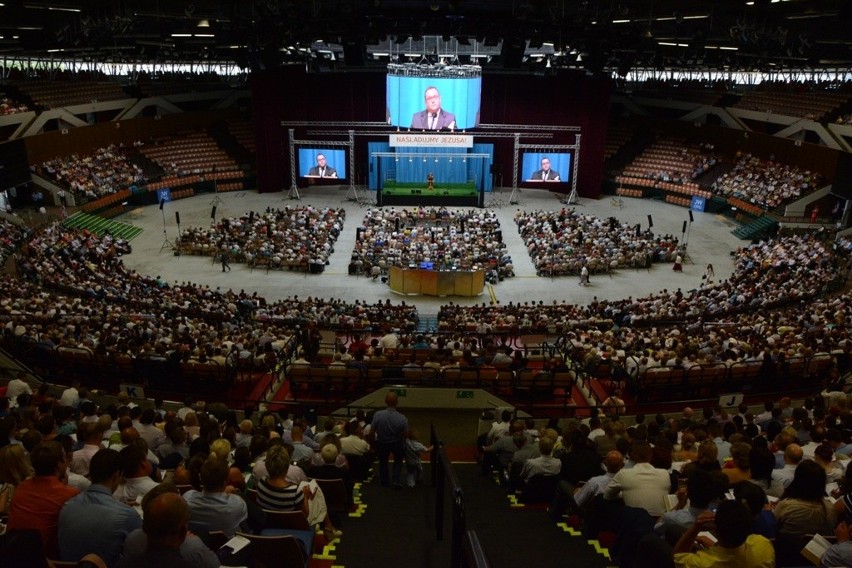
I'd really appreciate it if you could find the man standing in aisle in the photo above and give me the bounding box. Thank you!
[371,391,409,487]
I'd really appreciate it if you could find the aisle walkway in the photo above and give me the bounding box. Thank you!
[333,463,610,568]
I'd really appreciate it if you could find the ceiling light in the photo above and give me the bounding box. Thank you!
[197,19,210,28]
[23,4,80,12]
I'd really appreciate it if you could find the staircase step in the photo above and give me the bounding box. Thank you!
[417,315,438,333]
[62,213,144,242]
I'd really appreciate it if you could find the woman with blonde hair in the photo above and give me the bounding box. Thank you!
[210,438,232,463]
[0,444,33,514]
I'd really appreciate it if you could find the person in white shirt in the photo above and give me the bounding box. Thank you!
[379,329,400,351]
[604,441,671,517]
[113,445,159,504]
[5,372,32,407]
[59,381,81,408]
[486,410,513,444]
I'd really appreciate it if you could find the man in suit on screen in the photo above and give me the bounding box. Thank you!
[531,157,561,181]
[411,86,456,130]
[307,154,338,178]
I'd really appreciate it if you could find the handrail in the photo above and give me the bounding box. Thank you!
[432,423,491,568]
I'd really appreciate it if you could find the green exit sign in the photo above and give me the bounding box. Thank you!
[392,388,407,397]
[456,390,474,399]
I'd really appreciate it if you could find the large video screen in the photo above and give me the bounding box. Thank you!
[298,148,347,179]
[386,76,481,130]
[521,152,571,184]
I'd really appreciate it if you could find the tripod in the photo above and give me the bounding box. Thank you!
[209,170,222,207]
[159,203,174,253]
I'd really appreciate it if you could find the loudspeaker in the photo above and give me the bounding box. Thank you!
[635,224,641,237]
[647,215,653,228]
[688,210,694,222]
[342,40,365,66]
[175,211,181,225]
[211,206,217,219]
[249,211,254,223]
[501,39,525,68]
[159,199,164,211]
[682,220,687,233]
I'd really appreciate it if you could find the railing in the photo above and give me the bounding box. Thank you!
[431,424,491,568]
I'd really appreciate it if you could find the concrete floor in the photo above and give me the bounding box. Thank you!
[117,185,745,318]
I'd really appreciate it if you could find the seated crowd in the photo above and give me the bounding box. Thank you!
[440,232,849,347]
[0,391,382,566]
[4,218,851,402]
[351,206,514,280]
[2,224,417,378]
[35,144,146,202]
[177,206,345,273]
[0,221,31,266]
[0,94,28,116]
[515,208,681,276]
[712,152,824,210]
[481,395,852,567]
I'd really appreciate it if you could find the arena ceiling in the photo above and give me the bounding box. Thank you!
[3,1,851,74]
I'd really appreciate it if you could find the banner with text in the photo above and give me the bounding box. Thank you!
[389,133,474,148]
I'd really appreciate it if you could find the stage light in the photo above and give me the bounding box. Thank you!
[435,157,438,163]
[386,61,481,78]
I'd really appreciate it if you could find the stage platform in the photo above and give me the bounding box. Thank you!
[388,266,485,297]
[378,180,482,207]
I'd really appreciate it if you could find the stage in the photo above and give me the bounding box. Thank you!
[377,180,482,207]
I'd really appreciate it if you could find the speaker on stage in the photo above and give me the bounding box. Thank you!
[249,211,254,223]
[159,199,164,211]
[647,215,653,228]
[635,223,641,237]
[682,220,687,233]
[348,263,357,275]
[175,211,181,225]
[688,210,694,222]
[211,206,217,219]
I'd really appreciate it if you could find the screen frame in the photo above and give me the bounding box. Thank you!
[520,152,572,185]
[297,147,348,181]
[386,75,482,130]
